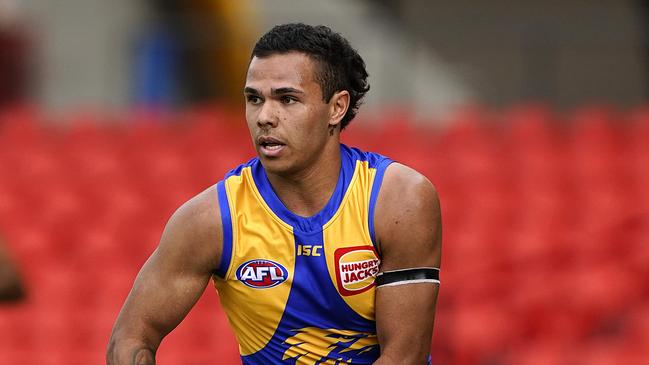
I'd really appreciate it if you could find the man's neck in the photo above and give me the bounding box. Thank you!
[266,142,341,218]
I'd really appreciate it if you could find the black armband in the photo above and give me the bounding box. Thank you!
[375,267,440,287]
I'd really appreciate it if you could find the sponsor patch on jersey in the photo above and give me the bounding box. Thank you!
[236,259,288,289]
[334,246,380,296]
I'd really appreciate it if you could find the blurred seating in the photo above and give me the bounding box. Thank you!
[0,104,645,364]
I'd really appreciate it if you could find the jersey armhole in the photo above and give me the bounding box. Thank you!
[368,158,394,257]
[215,181,233,278]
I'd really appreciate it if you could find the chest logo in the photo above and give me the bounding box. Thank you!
[334,246,380,296]
[236,259,288,289]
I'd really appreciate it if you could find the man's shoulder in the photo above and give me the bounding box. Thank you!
[343,144,437,210]
[155,185,222,273]
[374,162,441,261]
[381,163,437,201]
[168,185,221,242]
[375,162,440,235]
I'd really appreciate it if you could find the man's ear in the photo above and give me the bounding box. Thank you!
[328,90,350,128]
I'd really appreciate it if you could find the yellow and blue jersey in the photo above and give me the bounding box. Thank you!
[213,144,431,364]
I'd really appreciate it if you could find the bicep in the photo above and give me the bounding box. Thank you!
[110,187,222,350]
[374,164,442,364]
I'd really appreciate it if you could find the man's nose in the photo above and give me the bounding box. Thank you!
[257,101,279,128]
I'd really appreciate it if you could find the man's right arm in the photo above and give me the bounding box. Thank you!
[107,186,222,365]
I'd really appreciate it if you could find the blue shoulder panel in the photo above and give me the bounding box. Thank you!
[215,181,233,278]
[214,158,257,278]
[363,149,394,254]
[224,156,258,179]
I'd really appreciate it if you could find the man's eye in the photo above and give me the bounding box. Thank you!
[246,95,262,104]
[281,96,297,104]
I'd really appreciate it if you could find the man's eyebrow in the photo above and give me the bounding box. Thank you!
[244,87,259,94]
[271,87,304,95]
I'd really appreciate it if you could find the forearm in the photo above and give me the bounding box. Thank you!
[373,354,399,365]
[372,356,392,365]
[106,337,156,365]
[373,347,429,365]
[374,285,437,365]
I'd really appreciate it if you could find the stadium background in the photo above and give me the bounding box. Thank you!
[1,1,649,364]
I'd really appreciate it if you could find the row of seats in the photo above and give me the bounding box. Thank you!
[0,104,647,364]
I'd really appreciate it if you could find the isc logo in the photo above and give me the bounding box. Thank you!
[236,259,288,289]
[297,244,323,256]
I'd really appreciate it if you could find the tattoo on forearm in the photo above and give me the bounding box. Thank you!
[132,347,155,365]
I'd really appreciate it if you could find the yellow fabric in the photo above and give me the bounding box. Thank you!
[214,160,381,358]
[323,161,379,320]
[214,167,295,355]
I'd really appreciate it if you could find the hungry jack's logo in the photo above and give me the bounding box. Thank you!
[334,246,380,296]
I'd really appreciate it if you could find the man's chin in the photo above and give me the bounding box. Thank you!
[258,155,291,174]
[260,155,309,178]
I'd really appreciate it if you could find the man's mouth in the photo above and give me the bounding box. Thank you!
[260,141,284,150]
[258,136,286,156]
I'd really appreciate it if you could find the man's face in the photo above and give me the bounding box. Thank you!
[244,52,334,175]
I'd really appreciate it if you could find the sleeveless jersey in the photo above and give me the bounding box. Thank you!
[212,144,427,364]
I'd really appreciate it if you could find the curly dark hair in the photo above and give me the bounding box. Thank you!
[251,23,370,130]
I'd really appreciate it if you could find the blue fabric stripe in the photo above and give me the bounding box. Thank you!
[216,181,233,278]
[224,157,257,179]
[368,158,394,254]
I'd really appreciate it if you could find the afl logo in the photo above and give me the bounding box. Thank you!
[236,259,288,289]
[334,246,380,296]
